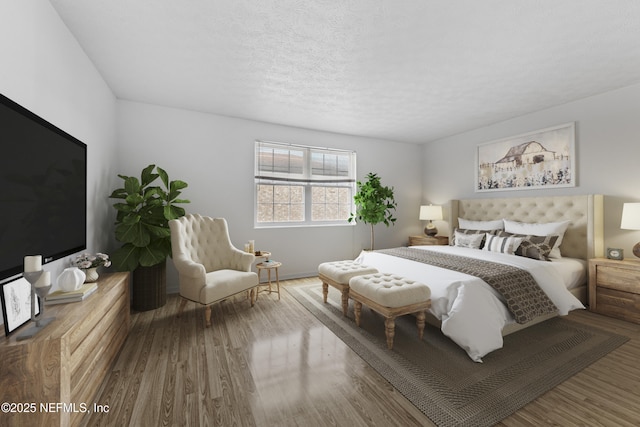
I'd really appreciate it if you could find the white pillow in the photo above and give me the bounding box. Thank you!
[458,218,504,231]
[454,231,485,249]
[503,219,570,259]
[483,233,523,255]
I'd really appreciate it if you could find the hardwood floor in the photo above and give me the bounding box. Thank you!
[83,277,640,427]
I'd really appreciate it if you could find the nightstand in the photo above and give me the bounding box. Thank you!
[408,235,449,246]
[588,258,640,324]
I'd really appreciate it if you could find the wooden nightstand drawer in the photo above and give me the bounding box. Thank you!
[593,287,640,323]
[589,258,640,324]
[409,235,449,246]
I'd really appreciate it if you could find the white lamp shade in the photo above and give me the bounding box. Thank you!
[419,205,443,221]
[621,203,640,230]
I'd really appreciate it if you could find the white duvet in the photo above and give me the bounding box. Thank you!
[354,245,585,362]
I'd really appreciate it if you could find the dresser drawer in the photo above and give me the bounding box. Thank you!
[589,258,640,324]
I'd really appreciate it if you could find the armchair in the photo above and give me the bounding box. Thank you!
[169,214,258,326]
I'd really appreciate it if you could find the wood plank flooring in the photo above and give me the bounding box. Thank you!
[83,277,640,427]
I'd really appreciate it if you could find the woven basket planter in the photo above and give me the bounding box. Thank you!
[132,260,167,311]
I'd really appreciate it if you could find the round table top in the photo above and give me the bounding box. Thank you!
[256,261,282,269]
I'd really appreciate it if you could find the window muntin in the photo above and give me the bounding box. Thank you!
[255,141,356,227]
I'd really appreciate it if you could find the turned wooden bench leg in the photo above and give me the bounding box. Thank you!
[384,317,396,350]
[354,301,362,326]
[416,310,426,340]
[322,282,329,303]
[341,289,350,317]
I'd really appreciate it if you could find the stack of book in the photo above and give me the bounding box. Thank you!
[45,282,98,305]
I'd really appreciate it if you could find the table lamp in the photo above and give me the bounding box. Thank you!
[621,202,640,258]
[419,205,443,236]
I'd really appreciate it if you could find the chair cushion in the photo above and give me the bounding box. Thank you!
[318,260,378,284]
[349,273,430,308]
[197,269,258,304]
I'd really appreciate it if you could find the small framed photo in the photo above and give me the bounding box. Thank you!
[1,276,40,336]
[606,248,624,260]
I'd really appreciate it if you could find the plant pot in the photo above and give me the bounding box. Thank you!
[132,260,167,311]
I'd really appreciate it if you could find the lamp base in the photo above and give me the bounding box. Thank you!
[424,225,438,237]
[634,242,640,258]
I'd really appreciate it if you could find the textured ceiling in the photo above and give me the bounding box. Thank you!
[50,0,640,144]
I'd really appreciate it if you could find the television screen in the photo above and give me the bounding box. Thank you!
[0,94,87,282]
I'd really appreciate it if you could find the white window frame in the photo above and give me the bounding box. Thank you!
[254,140,356,228]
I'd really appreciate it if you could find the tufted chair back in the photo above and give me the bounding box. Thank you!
[170,214,244,273]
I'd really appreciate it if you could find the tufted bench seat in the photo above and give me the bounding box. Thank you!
[349,273,431,350]
[318,260,379,316]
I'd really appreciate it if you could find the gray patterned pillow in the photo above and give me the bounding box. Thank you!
[452,228,499,248]
[497,231,559,261]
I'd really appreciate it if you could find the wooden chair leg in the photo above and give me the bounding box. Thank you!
[250,288,256,307]
[177,298,188,318]
[204,305,212,327]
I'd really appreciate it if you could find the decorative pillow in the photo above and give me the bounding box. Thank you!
[498,231,559,261]
[482,233,523,255]
[458,218,504,231]
[503,219,570,259]
[454,230,485,249]
[451,228,499,247]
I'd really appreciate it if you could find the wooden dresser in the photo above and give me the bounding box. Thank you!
[408,235,449,246]
[0,272,130,427]
[588,258,640,324]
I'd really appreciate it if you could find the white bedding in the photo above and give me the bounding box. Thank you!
[354,245,585,362]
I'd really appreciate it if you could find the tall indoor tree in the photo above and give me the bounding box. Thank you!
[348,172,397,250]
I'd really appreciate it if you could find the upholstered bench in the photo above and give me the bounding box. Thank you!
[349,273,431,350]
[318,260,379,316]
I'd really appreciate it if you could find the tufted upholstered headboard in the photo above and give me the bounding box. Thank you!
[448,195,604,260]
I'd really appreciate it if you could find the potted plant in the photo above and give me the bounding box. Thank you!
[109,164,190,311]
[348,172,397,250]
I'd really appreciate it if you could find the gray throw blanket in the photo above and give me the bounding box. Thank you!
[376,247,558,324]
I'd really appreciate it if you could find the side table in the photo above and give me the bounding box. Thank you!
[256,260,282,300]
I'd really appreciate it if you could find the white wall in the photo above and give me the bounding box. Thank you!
[0,1,117,295]
[422,83,640,255]
[117,100,423,292]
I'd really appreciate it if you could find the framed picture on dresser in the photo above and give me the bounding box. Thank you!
[476,122,575,192]
[1,276,40,336]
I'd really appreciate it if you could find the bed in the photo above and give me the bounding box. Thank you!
[355,194,604,362]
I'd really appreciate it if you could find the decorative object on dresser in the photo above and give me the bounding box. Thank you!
[11,256,55,341]
[589,258,640,324]
[476,122,575,192]
[419,204,443,236]
[620,202,640,258]
[0,272,131,427]
[57,266,86,291]
[408,235,449,246]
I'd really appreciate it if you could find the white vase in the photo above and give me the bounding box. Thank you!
[57,267,86,292]
[83,267,99,283]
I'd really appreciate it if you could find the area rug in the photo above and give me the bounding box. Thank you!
[287,282,629,427]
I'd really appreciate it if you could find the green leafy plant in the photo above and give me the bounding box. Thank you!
[109,164,190,271]
[348,172,397,250]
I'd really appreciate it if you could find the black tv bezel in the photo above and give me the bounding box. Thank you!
[0,93,87,282]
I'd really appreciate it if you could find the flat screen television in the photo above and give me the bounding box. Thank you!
[0,93,87,282]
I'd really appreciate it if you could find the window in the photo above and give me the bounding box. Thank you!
[255,141,356,227]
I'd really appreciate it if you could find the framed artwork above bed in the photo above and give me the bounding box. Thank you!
[476,122,575,192]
